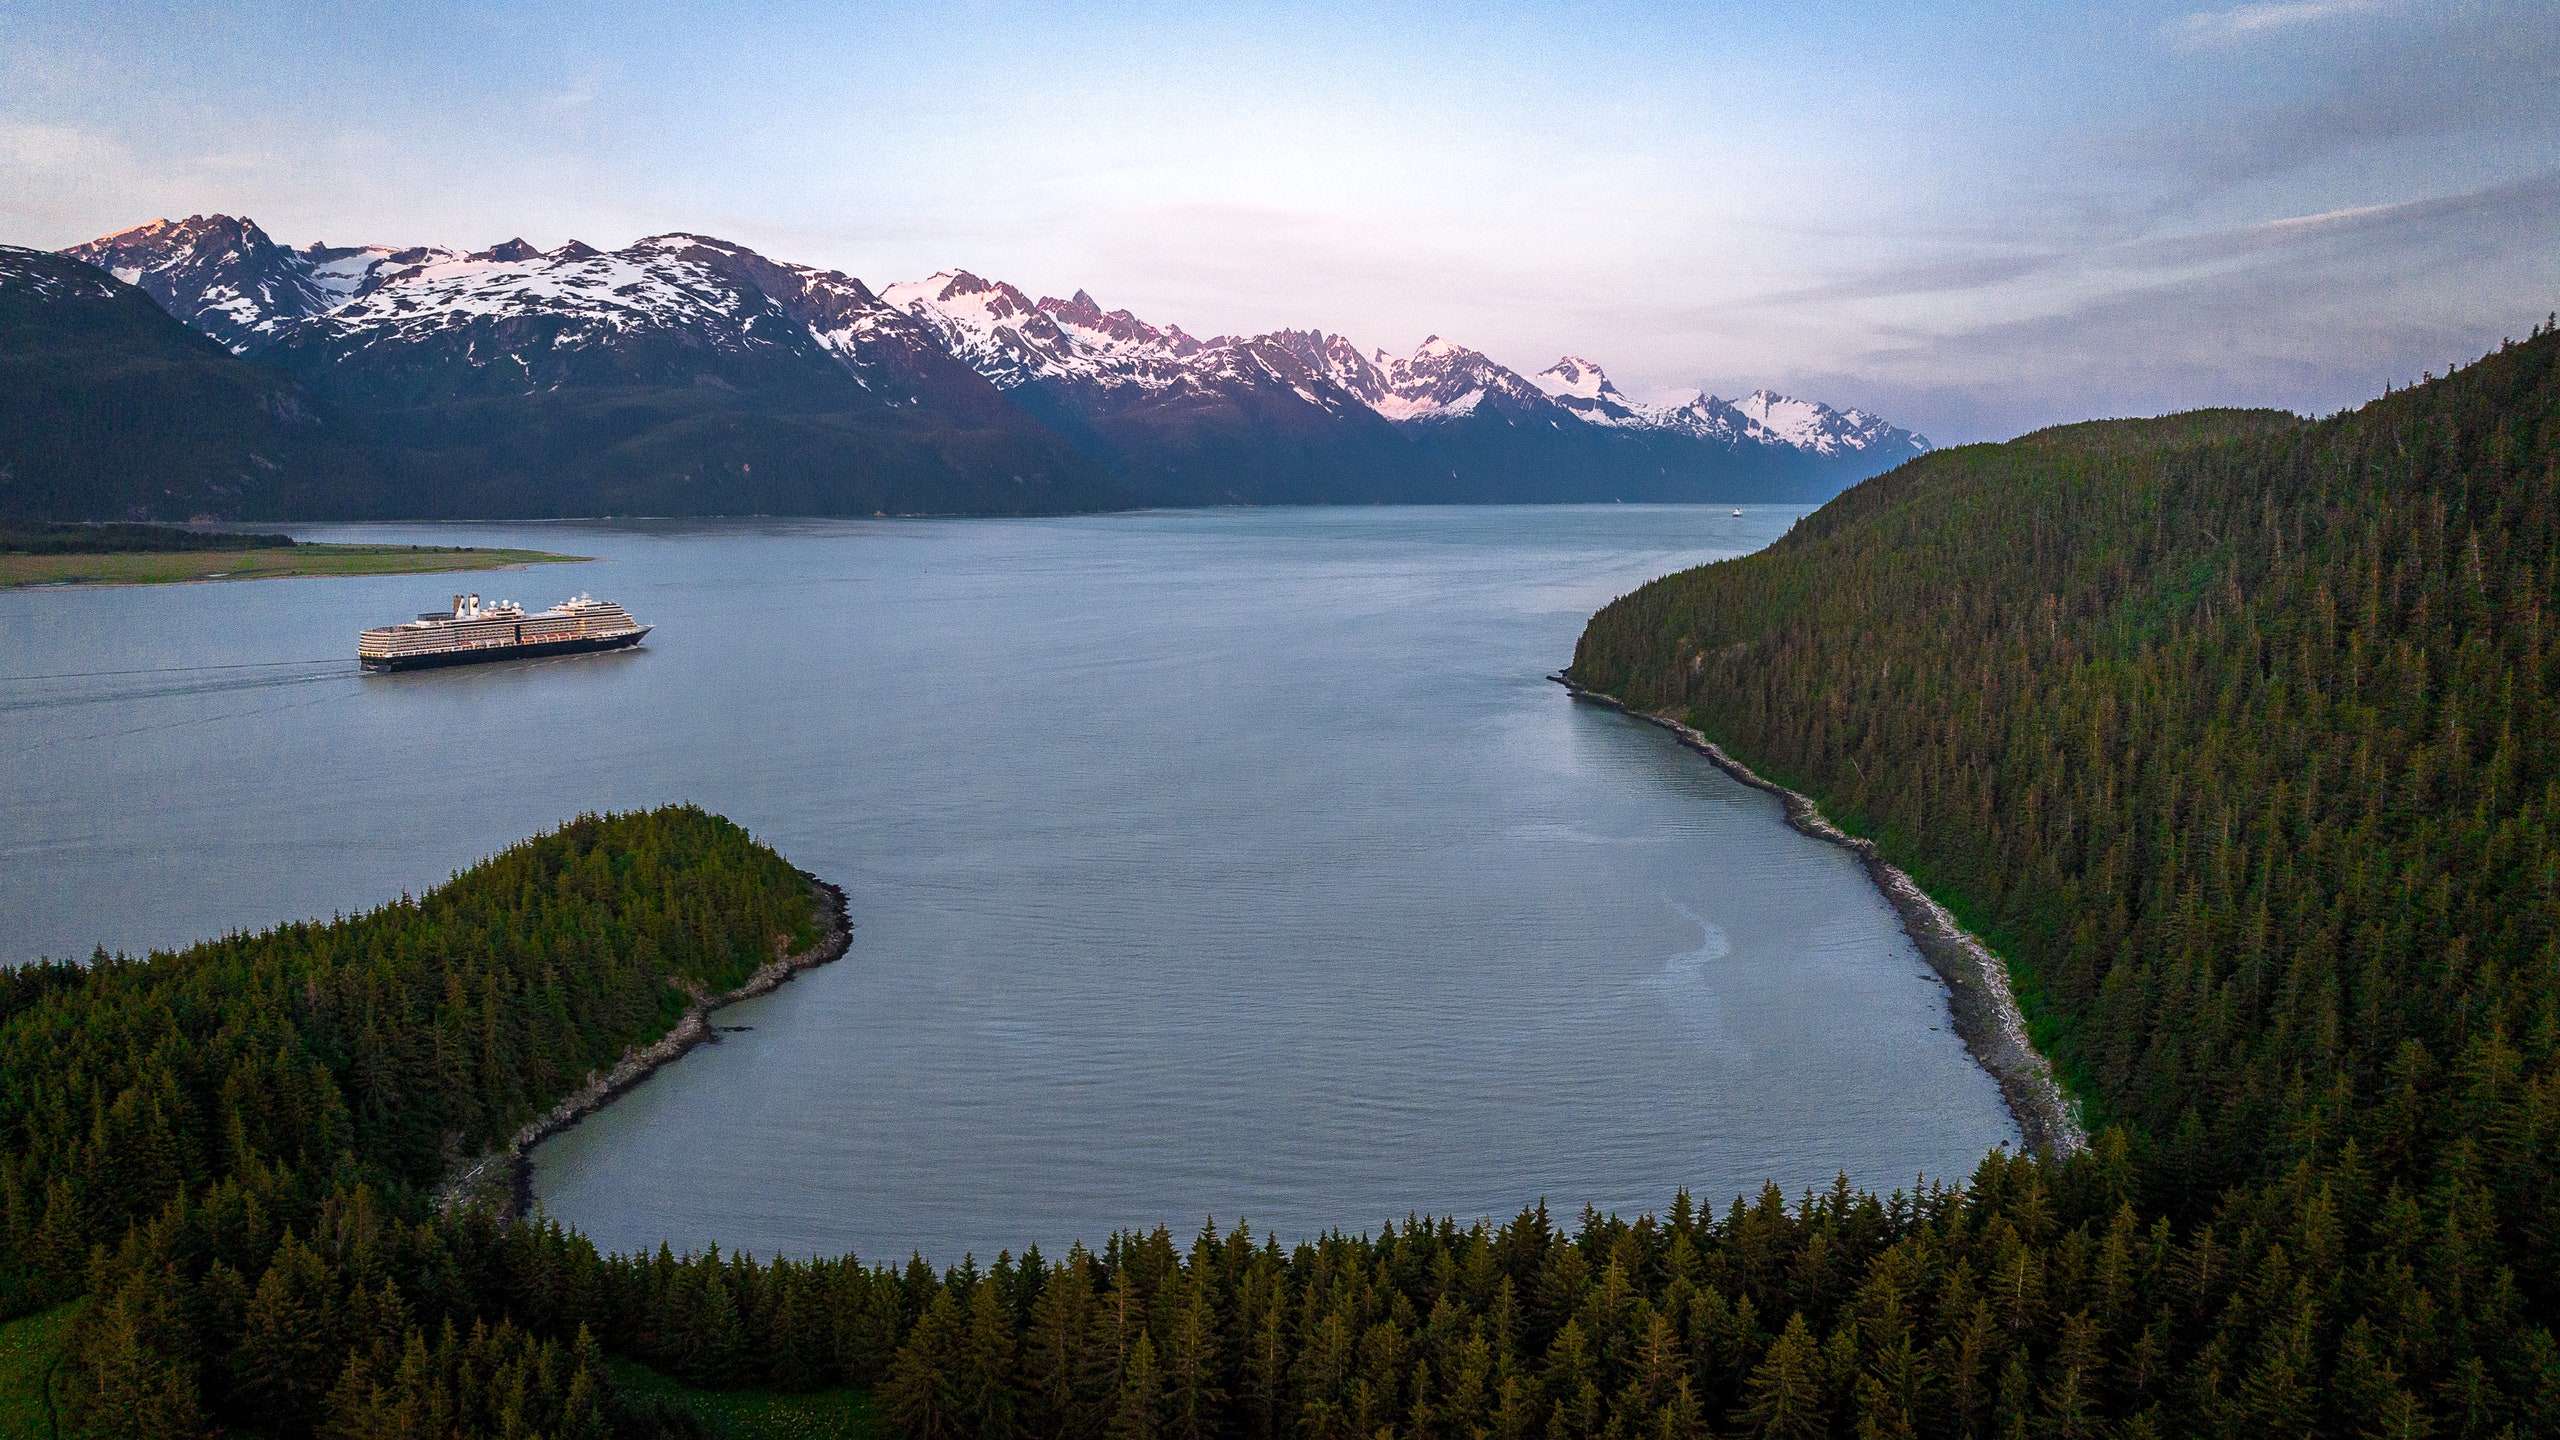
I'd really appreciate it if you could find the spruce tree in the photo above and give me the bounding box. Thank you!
[1110,1331,1165,1440]
[1735,1314,1825,1440]
[887,1289,968,1440]
[1026,1249,1101,1440]
[963,1276,1024,1440]
[1164,1275,1226,1440]
[232,1230,345,1432]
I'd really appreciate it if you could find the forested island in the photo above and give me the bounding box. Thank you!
[5,323,2557,1438]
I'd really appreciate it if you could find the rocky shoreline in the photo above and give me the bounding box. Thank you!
[1553,676,2087,1159]
[435,873,854,1221]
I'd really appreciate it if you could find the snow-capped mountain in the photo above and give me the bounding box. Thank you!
[869,270,1931,462]
[1533,357,1931,459]
[68,219,1018,414]
[1723,389,1929,459]
[1367,336,1557,422]
[51,213,1932,514]
[880,270,1096,393]
[66,216,348,353]
[253,234,851,405]
[1,243,379,523]
[872,272,1417,503]
[877,271,1373,424]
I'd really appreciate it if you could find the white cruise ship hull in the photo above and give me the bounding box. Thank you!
[359,626,650,673]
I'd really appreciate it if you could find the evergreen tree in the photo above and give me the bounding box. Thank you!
[1111,1331,1165,1440]
[1163,1275,1226,1440]
[231,1230,344,1433]
[1736,1315,1826,1440]
[964,1275,1024,1440]
[888,1290,969,1440]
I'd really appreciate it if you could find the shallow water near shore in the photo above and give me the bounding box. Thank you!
[0,506,2016,1260]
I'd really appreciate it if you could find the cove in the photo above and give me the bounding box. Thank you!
[0,506,2017,1261]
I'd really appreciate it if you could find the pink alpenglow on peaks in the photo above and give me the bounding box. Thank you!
[53,212,1935,511]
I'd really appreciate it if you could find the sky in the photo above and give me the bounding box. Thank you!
[3,0,2554,442]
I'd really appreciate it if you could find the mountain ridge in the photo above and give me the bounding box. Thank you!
[22,213,1935,518]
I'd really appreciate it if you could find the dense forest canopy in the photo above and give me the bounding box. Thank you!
[1568,322,2560,1432]
[0,806,819,1436]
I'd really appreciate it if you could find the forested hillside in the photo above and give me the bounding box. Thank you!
[1568,321,2560,1431]
[0,246,390,521]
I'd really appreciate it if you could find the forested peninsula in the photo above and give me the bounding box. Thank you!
[0,807,832,1437]
[1568,322,2560,1433]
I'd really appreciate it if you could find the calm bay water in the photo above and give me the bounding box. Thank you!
[0,507,2015,1260]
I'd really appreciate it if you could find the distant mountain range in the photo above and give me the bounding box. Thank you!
[4,214,1931,520]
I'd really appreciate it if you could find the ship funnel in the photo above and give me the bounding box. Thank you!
[452,594,466,618]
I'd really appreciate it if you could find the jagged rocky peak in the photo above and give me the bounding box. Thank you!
[881,269,1042,324]
[1260,330,1389,401]
[1369,335,1555,422]
[75,214,275,272]
[470,238,543,263]
[1535,356,1623,401]
[1687,388,1932,457]
[61,213,328,351]
[1036,288,1202,356]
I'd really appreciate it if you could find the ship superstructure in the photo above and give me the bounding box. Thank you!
[359,592,651,672]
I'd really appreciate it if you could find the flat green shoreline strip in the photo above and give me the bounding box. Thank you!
[0,542,589,588]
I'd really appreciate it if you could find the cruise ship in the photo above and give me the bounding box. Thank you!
[359,593,651,672]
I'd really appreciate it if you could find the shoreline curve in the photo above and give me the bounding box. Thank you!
[1553,675,2087,1159]
[436,872,854,1221]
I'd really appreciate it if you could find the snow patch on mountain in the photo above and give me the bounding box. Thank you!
[1369,336,1551,422]
[58,213,1933,466]
[1534,356,1617,402]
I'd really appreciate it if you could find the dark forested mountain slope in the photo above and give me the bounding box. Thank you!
[0,246,392,520]
[22,224,1125,520]
[1568,323,2560,1432]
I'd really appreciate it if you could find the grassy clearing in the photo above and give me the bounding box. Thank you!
[0,543,590,588]
[0,1303,78,1440]
[609,1358,872,1439]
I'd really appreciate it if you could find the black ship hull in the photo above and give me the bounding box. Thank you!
[361,630,648,673]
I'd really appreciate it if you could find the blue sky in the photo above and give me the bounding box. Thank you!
[4,0,2554,441]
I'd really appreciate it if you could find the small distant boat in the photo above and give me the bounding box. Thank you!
[1731,508,1743,517]
[359,592,651,672]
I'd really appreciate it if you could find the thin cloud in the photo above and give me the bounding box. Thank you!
[1722,252,2068,311]
[2115,170,2560,268]
[2169,0,2389,46]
